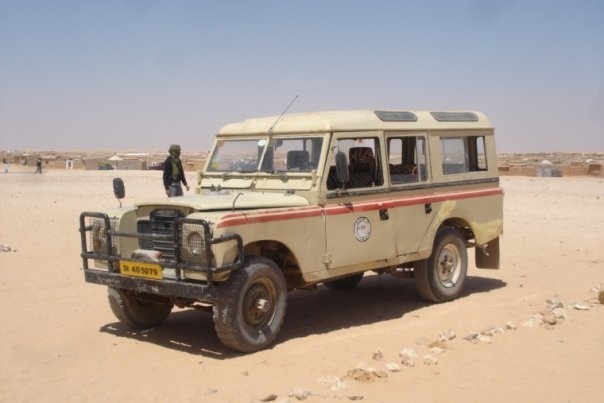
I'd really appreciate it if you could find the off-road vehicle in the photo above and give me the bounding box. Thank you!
[80,109,503,352]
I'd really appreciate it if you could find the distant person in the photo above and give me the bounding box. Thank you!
[3,158,8,173]
[34,158,42,174]
[163,144,189,197]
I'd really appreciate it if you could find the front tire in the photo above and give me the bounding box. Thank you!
[415,227,467,303]
[213,256,287,353]
[107,287,173,329]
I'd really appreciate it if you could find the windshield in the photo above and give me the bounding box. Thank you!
[207,136,324,173]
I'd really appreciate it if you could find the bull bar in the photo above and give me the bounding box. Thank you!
[79,212,244,301]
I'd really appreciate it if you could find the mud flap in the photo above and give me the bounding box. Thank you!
[475,237,500,269]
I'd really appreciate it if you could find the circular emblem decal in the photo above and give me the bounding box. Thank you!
[353,217,372,242]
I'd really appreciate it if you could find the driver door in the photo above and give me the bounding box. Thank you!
[322,133,397,270]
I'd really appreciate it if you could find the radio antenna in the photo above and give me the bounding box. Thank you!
[268,94,299,134]
[258,95,299,172]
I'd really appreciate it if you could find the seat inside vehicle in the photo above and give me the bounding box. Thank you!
[348,147,375,188]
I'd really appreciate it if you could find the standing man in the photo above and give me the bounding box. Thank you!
[35,158,42,174]
[163,144,190,197]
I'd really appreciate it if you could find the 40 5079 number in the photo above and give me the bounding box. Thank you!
[119,261,163,280]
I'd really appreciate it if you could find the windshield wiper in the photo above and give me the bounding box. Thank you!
[221,171,256,179]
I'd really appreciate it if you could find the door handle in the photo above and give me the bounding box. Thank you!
[424,203,432,214]
[379,209,389,221]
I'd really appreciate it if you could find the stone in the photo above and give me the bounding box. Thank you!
[430,346,445,354]
[289,387,312,400]
[385,362,402,372]
[551,307,567,319]
[204,388,217,396]
[423,355,439,366]
[573,303,590,311]
[317,376,346,391]
[505,321,517,330]
[522,319,536,328]
[546,297,563,310]
[439,329,456,341]
[260,394,278,402]
[477,335,494,344]
[480,327,495,336]
[482,326,504,335]
[400,357,415,367]
[369,368,388,379]
[528,313,544,325]
[427,339,447,349]
[399,348,416,359]
[542,312,557,325]
[399,348,416,367]
[0,244,12,252]
[599,290,604,305]
[346,368,373,383]
[463,332,479,343]
[372,350,383,361]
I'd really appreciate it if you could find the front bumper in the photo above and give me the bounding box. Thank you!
[83,269,218,300]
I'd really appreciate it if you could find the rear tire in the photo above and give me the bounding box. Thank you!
[415,227,467,303]
[107,287,173,329]
[213,256,287,353]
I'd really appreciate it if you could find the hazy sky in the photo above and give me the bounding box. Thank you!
[1,0,603,152]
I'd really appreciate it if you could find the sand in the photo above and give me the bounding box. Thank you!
[0,168,603,402]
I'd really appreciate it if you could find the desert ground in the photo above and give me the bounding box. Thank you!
[0,165,602,403]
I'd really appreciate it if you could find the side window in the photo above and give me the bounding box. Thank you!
[387,136,428,184]
[441,136,487,175]
[269,137,323,172]
[326,137,383,190]
[472,136,488,171]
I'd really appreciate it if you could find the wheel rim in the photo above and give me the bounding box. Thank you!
[242,277,277,333]
[436,243,461,288]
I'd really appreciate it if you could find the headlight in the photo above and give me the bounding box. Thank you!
[186,231,203,256]
[90,217,118,255]
[181,223,208,264]
[91,219,103,250]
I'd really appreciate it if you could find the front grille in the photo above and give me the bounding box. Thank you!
[137,209,182,260]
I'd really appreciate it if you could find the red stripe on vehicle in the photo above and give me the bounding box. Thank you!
[216,187,503,228]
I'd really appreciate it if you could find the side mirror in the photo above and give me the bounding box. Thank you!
[335,151,349,188]
[113,178,125,207]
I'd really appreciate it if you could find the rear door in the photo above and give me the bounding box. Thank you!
[385,133,435,255]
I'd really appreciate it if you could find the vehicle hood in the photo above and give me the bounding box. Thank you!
[135,190,309,211]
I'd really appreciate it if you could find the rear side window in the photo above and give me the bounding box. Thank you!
[387,136,428,184]
[441,136,487,175]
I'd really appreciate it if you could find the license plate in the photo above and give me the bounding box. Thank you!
[119,260,163,280]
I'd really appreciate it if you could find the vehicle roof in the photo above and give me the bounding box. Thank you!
[217,109,493,135]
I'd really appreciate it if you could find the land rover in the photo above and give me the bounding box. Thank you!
[79,109,503,352]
